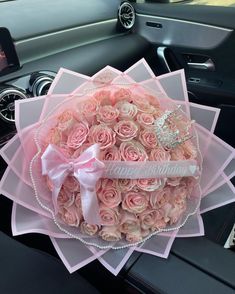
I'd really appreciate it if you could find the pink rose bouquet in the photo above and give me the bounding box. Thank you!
[0,59,234,275]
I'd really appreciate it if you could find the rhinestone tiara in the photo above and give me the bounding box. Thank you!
[154,105,193,150]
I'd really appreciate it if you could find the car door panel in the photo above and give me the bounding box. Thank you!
[134,3,235,104]
[134,2,235,149]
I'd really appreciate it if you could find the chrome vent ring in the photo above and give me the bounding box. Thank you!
[30,74,54,96]
[118,2,135,30]
[0,88,27,123]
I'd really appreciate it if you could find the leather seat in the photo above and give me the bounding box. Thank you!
[0,231,100,294]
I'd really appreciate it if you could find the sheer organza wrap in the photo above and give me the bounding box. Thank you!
[0,59,234,275]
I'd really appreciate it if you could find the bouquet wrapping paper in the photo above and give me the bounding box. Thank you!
[0,59,234,275]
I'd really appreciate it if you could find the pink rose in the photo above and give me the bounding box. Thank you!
[154,108,165,119]
[119,211,140,234]
[101,146,121,161]
[120,140,148,161]
[99,226,122,242]
[136,113,155,127]
[59,146,74,157]
[115,101,138,119]
[126,229,143,243]
[57,110,77,132]
[100,178,117,189]
[136,178,163,192]
[181,140,197,160]
[117,179,136,192]
[113,88,132,103]
[171,186,187,209]
[172,194,186,210]
[150,187,171,209]
[100,205,120,226]
[58,109,75,123]
[57,188,75,208]
[67,123,89,149]
[151,219,167,231]
[139,129,158,149]
[141,228,150,238]
[175,117,193,138]
[63,176,80,192]
[78,97,99,117]
[72,143,91,159]
[181,177,197,198]
[145,94,160,108]
[170,146,186,161]
[139,208,164,230]
[167,177,181,186]
[161,202,173,223]
[114,120,138,142]
[98,184,121,208]
[122,191,149,214]
[59,205,81,227]
[173,185,188,199]
[93,90,111,106]
[47,127,62,145]
[93,69,115,84]
[162,202,185,225]
[97,105,119,125]
[74,192,82,209]
[89,124,116,149]
[132,95,150,112]
[168,205,185,225]
[149,147,170,161]
[80,221,98,236]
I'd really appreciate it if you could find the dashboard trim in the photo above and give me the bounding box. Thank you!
[15,19,120,64]
[135,13,233,50]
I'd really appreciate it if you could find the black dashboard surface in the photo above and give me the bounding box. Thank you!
[0,0,121,40]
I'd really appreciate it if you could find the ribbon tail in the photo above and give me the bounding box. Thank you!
[80,185,101,225]
[52,185,62,215]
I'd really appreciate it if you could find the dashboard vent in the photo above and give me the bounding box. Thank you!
[0,88,27,123]
[118,2,135,30]
[29,73,54,97]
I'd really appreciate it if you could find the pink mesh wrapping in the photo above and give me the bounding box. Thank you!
[200,180,235,214]
[50,237,106,273]
[157,70,189,102]
[12,203,67,238]
[136,230,177,258]
[0,167,49,217]
[205,156,235,196]
[176,213,204,237]
[125,58,155,82]
[0,134,21,164]
[0,59,234,275]
[48,68,90,95]
[15,96,45,131]
[224,157,235,178]
[97,246,135,276]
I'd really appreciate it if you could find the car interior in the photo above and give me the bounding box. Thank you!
[0,0,234,293]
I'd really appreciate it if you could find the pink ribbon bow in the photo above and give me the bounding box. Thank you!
[41,143,105,225]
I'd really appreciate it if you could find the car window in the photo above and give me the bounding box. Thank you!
[143,0,235,7]
[186,0,235,6]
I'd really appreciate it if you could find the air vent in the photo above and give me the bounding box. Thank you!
[29,73,54,96]
[118,2,135,30]
[0,88,27,123]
